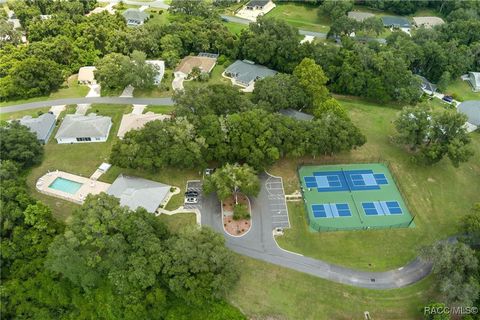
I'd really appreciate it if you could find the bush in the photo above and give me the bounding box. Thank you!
[233,203,250,220]
[217,55,227,65]
[198,72,210,82]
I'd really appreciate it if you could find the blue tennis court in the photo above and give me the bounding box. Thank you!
[361,201,403,216]
[312,203,352,218]
[303,170,389,192]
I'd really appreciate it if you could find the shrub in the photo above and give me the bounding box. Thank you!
[233,203,250,220]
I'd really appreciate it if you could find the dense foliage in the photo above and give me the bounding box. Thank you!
[0,121,44,168]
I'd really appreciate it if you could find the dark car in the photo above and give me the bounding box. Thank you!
[442,95,453,103]
[185,190,199,197]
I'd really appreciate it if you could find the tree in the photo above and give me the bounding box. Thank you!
[0,121,44,168]
[423,302,451,320]
[360,17,384,36]
[394,105,432,151]
[252,73,310,112]
[313,97,348,119]
[203,163,260,203]
[327,16,358,38]
[319,0,354,20]
[168,0,216,18]
[130,50,157,89]
[462,203,480,244]
[293,58,330,106]
[94,53,132,90]
[421,242,479,306]
[162,227,239,305]
[0,18,22,47]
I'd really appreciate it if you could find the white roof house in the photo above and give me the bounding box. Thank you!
[55,114,112,144]
[107,174,171,213]
[467,72,480,92]
[117,112,170,139]
[146,60,165,85]
[78,66,97,85]
[18,112,56,144]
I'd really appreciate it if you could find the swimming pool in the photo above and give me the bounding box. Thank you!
[48,177,83,194]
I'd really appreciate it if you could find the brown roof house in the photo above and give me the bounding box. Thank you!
[172,53,218,90]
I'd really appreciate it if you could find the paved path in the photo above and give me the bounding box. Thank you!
[0,97,174,114]
[201,172,432,289]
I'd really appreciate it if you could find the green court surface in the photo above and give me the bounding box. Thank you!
[298,163,415,232]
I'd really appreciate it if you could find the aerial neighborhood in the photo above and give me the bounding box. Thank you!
[1,0,480,319]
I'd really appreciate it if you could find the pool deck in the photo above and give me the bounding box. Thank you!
[36,170,111,204]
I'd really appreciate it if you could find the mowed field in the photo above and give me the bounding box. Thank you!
[265,2,331,33]
[273,96,480,271]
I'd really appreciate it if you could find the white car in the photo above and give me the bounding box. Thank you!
[185,197,198,204]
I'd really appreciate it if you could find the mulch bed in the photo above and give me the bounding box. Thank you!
[223,193,251,236]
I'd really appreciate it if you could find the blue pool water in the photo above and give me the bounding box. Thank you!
[49,177,83,194]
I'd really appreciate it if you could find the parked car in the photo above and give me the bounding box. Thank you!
[185,197,198,204]
[185,190,199,197]
[442,95,453,103]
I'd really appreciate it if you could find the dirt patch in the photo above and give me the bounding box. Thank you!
[223,193,252,237]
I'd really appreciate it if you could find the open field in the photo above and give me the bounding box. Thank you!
[229,255,437,320]
[273,96,480,271]
[0,75,89,108]
[0,107,51,121]
[223,21,247,35]
[446,78,480,101]
[157,212,196,233]
[266,2,330,33]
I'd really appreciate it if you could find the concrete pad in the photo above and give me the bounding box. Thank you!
[132,104,147,115]
[86,84,101,98]
[75,104,91,115]
[300,35,315,44]
[120,85,134,97]
[172,74,185,91]
[49,105,66,119]
[139,5,148,11]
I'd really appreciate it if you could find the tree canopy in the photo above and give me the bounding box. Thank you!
[0,121,44,168]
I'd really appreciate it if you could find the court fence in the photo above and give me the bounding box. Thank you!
[297,158,417,232]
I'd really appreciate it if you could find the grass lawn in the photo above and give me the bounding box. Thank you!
[445,78,480,101]
[143,105,175,114]
[145,9,170,26]
[0,107,51,121]
[157,213,196,232]
[266,2,330,33]
[229,255,438,320]
[0,75,89,108]
[273,96,480,271]
[223,21,247,35]
[183,64,231,90]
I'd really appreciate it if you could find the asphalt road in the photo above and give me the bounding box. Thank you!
[0,97,174,114]
[201,172,432,289]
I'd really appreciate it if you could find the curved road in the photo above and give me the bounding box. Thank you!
[201,173,432,289]
[0,97,174,114]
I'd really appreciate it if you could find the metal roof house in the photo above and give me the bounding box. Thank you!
[55,114,112,144]
[223,60,277,90]
[458,100,480,127]
[123,9,148,26]
[381,16,411,28]
[107,174,171,213]
[279,109,314,121]
[245,0,270,10]
[19,112,56,144]
[467,72,480,92]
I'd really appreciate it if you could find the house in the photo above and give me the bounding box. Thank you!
[467,72,480,92]
[18,112,56,144]
[417,75,437,94]
[347,11,374,22]
[123,9,148,26]
[223,60,277,90]
[381,16,411,28]
[412,16,445,29]
[458,101,480,127]
[245,0,270,10]
[55,113,112,144]
[107,174,171,213]
[146,60,165,85]
[174,54,218,79]
[279,109,314,121]
[78,66,97,85]
[117,112,170,139]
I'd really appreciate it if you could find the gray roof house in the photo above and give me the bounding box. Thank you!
[467,72,480,92]
[55,114,112,144]
[381,16,411,28]
[458,101,480,127]
[107,175,171,213]
[123,9,148,26]
[279,109,314,121]
[19,112,56,144]
[224,60,277,89]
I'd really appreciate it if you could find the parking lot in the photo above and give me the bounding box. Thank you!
[265,175,290,229]
[184,180,203,210]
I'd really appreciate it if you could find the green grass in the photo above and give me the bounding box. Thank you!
[265,2,330,33]
[223,21,247,35]
[0,75,89,107]
[273,96,480,271]
[157,213,196,233]
[143,105,175,114]
[26,104,131,222]
[183,64,231,90]
[445,78,480,101]
[229,255,438,320]
[0,107,51,121]
[145,9,171,26]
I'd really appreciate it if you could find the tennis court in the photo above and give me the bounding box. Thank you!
[299,163,414,231]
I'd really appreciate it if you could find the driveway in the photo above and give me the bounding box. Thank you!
[184,180,203,210]
[0,97,174,113]
[201,172,432,289]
